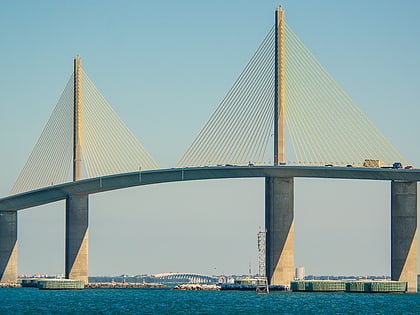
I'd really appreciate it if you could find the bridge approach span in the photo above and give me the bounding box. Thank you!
[1,166,419,212]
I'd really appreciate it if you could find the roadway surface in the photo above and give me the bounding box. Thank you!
[1,165,420,211]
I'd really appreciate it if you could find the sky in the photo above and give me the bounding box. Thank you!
[1,0,420,277]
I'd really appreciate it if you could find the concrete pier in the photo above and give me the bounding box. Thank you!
[265,177,294,286]
[66,194,88,284]
[391,181,418,293]
[0,211,17,283]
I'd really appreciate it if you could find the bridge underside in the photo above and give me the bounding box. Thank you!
[265,177,294,286]
[0,170,418,290]
[264,178,419,292]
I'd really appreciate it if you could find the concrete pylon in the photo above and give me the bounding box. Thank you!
[267,7,293,287]
[391,181,418,293]
[65,193,88,283]
[265,177,294,286]
[0,211,17,283]
[274,7,285,166]
[65,56,88,283]
[73,55,83,182]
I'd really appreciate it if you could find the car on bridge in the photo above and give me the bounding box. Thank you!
[392,162,403,169]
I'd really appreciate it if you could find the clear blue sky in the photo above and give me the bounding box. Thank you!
[1,0,419,277]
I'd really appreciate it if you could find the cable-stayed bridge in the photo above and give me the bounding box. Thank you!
[0,8,418,292]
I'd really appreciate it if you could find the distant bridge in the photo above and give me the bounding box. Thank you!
[153,272,218,284]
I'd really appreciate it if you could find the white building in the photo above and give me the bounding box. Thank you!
[295,266,305,280]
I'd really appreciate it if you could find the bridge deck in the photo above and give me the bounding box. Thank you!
[1,166,420,211]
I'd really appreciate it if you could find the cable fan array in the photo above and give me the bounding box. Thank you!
[11,70,159,195]
[11,20,409,195]
[11,77,74,195]
[81,71,158,178]
[177,28,276,167]
[178,23,407,168]
[284,24,407,166]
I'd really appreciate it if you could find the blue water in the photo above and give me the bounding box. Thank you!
[1,288,420,314]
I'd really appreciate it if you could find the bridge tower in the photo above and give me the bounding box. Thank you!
[274,7,285,166]
[65,56,89,284]
[265,7,295,287]
[73,56,83,182]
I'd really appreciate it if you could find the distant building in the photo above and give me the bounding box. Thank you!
[295,266,305,280]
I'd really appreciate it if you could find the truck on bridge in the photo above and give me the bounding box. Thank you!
[363,159,409,169]
[363,159,383,168]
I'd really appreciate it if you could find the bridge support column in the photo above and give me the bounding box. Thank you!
[265,177,294,286]
[0,211,17,283]
[391,181,418,293]
[66,194,88,284]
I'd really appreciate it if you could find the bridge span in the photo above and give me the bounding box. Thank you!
[1,166,419,211]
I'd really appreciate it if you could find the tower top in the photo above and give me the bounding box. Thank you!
[276,6,284,19]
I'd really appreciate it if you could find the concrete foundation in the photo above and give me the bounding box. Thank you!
[265,177,294,286]
[0,211,17,283]
[66,194,88,284]
[391,181,418,293]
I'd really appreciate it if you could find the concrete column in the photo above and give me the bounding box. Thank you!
[66,194,88,284]
[265,177,294,286]
[391,181,418,293]
[0,211,17,283]
[274,7,285,166]
[73,56,83,182]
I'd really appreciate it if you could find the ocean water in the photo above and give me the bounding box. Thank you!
[1,288,420,314]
